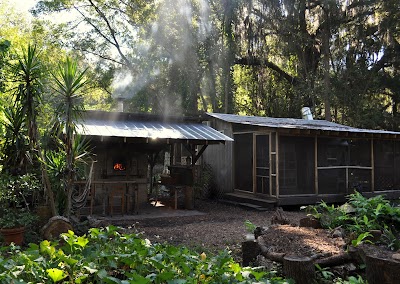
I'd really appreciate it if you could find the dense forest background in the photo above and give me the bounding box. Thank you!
[1,0,399,130]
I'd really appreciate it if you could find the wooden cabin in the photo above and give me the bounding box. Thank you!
[203,113,400,206]
[74,110,232,215]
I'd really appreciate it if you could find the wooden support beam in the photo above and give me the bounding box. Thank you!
[253,133,256,193]
[315,136,318,195]
[269,134,273,196]
[193,145,208,165]
[371,139,375,192]
[276,133,279,197]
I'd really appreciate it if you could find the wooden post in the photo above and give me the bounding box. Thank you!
[242,239,260,266]
[371,139,375,192]
[276,133,279,197]
[134,186,138,214]
[174,188,178,210]
[283,255,315,284]
[253,133,256,193]
[185,187,194,210]
[315,136,318,194]
[269,134,272,196]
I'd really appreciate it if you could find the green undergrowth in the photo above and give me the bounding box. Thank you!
[303,192,400,250]
[0,226,290,284]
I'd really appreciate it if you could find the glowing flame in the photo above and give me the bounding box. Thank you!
[114,163,126,171]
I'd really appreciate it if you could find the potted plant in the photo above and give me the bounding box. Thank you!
[0,173,39,245]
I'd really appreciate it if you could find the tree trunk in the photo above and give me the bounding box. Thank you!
[322,11,332,121]
[34,126,57,217]
[222,0,235,114]
[283,255,315,284]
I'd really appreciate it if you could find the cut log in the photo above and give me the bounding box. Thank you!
[283,255,315,284]
[315,253,353,268]
[365,254,400,284]
[257,236,285,262]
[242,239,260,266]
[299,217,322,229]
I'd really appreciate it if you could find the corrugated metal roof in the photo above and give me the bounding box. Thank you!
[207,113,400,136]
[76,117,233,143]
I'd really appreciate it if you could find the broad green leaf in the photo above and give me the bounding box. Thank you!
[84,265,98,274]
[97,269,108,279]
[103,276,122,283]
[46,268,67,283]
[75,236,89,248]
[167,280,187,284]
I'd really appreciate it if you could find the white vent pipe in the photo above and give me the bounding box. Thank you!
[301,107,313,120]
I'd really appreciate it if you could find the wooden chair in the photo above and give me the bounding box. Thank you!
[126,184,139,214]
[108,188,125,216]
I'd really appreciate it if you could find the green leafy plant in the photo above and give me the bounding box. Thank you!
[305,193,400,250]
[380,225,400,251]
[334,275,367,284]
[302,201,350,229]
[315,263,334,282]
[244,220,257,234]
[351,232,373,247]
[301,205,322,219]
[0,173,39,228]
[0,226,290,283]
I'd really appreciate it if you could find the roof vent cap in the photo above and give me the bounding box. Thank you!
[301,107,313,120]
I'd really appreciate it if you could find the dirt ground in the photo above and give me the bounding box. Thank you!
[132,199,308,261]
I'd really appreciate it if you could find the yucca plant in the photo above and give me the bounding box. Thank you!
[51,57,88,218]
[0,105,29,174]
[12,45,57,216]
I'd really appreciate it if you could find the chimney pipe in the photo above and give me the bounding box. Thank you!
[117,98,124,112]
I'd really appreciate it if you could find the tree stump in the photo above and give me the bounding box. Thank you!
[299,216,322,229]
[365,254,400,284]
[242,239,260,266]
[41,216,73,240]
[283,255,315,284]
[271,207,290,225]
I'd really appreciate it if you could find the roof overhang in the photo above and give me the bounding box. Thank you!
[76,111,233,144]
[207,113,400,139]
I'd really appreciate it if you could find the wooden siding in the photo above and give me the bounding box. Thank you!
[202,119,234,195]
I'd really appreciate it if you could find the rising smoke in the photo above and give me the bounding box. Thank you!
[111,0,213,115]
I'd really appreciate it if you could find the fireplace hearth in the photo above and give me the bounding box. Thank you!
[113,159,126,171]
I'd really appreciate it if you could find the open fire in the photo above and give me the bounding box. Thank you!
[113,160,126,171]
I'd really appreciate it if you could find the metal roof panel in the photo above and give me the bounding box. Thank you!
[76,118,233,143]
[207,113,400,136]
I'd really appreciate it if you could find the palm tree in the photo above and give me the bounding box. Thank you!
[51,57,87,218]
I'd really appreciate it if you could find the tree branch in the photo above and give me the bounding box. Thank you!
[74,46,125,66]
[77,0,135,74]
[235,56,298,85]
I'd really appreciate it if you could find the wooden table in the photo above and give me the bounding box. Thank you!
[75,180,142,216]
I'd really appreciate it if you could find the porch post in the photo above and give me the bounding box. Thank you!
[253,133,256,193]
[314,136,318,194]
[276,133,279,197]
[371,139,375,192]
[269,134,272,196]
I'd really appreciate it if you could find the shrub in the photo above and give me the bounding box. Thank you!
[0,226,290,283]
[304,192,400,248]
